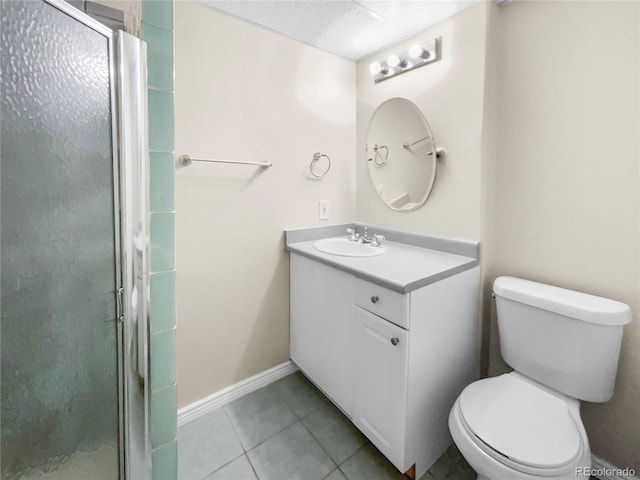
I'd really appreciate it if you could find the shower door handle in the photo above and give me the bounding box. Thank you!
[116,287,125,323]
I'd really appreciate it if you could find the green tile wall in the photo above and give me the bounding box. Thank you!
[150,272,176,332]
[150,152,175,212]
[144,24,173,91]
[150,329,177,390]
[142,0,173,30]
[150,213,175,271]
[143,0,176,479]
[148,90,174,151]
[151,440,178,480]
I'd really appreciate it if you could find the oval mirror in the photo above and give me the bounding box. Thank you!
[366,98,438,212]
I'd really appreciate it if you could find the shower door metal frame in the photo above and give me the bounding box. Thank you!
[40,1,151,478]
[116,27,152,480]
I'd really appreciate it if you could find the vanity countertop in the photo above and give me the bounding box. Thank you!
[284,223,479,294]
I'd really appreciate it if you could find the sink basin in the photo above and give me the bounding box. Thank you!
[314,237,386,257]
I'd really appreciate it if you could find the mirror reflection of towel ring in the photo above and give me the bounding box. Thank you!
[310,152,330,178]
[373,144,388,166]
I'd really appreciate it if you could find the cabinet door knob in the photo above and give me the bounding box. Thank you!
[390,337,399,346]
[371,295,379,304]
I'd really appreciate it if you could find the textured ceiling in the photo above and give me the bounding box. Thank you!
[200,0,481,61]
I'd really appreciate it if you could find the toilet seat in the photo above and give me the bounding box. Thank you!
[458,374,583,476]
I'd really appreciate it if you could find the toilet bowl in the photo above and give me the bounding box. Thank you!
[449,373,591,480]
[449,276,631,480]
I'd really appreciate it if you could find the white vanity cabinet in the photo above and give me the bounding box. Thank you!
[353,306,408,465]
[290,254,355,414]
[289,251,479,479]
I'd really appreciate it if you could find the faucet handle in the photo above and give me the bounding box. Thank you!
[372,234,386,247]
[346,228,358,242]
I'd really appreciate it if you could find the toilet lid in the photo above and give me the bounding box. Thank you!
[459,374,581,470]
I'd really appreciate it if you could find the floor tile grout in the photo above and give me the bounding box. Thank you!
[220,381,328,480]
[181,372,456,480]
[196,451,244,480]
[267,380,324,422]
[298,415,340,470]
[244,453,261,480]
[336,442,368,469]
[222,397,297,452]
[222,406,248,454]
[196,408,256,480]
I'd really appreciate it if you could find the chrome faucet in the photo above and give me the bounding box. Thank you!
[359,226,373,244]
[371,234,386,247]
[347,227,385,246]
[346,228,359,242]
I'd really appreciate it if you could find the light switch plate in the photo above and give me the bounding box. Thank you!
[318,200,330,220]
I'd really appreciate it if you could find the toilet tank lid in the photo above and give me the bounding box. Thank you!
[493,276,632,326]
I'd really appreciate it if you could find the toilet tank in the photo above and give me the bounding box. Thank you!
[493,276,631,402]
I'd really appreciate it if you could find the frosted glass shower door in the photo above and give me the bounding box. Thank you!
[1,1,122,478]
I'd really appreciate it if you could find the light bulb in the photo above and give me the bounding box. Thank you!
[387,54,407,68]
[408,45,424,59]
[387,55,399,67]
[369,62,388,75]
[408,44,431,60]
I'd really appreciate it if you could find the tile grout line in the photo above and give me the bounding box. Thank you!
[221,406,262,480]
[184,407,248,480]
[244,453,260,480]
[298,414,340,469]
[336,443,368,470]
[226,410,298,453]
[221,407,249,455]
[189,373,352,480]
[147,87,174,94]
[337,466,349,480]
[194,451,245,480]
[226,374,329,479]
[151,325,177,335]
[300,420,340,468]
[270,374,371,479]
[225,378,320,453]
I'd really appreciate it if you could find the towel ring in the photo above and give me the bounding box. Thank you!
[373,144,388,166]
[310,152,331,178]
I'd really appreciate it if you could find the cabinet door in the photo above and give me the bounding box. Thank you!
[290,254,354,414]
[353,307,408,469]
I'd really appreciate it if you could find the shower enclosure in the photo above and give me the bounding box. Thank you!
[1,0,150,478]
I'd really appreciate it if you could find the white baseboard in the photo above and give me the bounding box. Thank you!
[591,454,639,480]
[177,360,299,427]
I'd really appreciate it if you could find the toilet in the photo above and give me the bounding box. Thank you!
[449,276,632,480]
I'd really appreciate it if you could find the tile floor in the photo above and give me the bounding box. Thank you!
[177,371,475,480]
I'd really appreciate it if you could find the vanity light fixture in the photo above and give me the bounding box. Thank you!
[370,37,440,83]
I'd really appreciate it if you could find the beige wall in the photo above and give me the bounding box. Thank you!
[174,1,356,408]
[487,1,640,471]
[356,2,491,241]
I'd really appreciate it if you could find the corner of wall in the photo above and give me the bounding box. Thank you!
[478,0,501,378]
